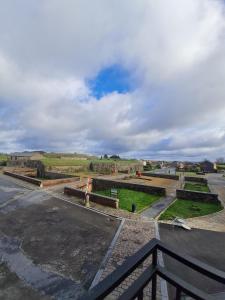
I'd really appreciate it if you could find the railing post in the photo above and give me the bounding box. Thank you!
[137,290,143,300]
[175,287,182,300]
[151,248,157,300]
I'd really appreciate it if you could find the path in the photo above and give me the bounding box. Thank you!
[141,196,175,219]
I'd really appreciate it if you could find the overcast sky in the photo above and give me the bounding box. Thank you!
[0,0,225,160]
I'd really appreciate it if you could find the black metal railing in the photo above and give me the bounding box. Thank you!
[81,238,225,300]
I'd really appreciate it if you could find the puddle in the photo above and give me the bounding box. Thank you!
[0,234,86,299]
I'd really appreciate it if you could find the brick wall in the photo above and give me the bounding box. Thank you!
[92,178,166,196]
[176,189,219,204]
[64,187,119,208]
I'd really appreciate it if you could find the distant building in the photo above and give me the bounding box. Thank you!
[9,152,44,161]
[200,161,217,173]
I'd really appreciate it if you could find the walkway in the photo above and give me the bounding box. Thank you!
[141,196,175,219]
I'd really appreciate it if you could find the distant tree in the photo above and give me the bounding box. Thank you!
[103,154,108,159]
[100,156,102,160]
[216,157,225,164]
[110,155,120,160]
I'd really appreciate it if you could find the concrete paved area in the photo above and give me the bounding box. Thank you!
[159,223,225,299]
[0,174,120,300]
[141,196,175,219]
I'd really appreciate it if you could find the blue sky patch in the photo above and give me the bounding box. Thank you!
[88,65,132,99]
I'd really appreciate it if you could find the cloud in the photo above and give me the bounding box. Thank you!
[0,0,225,160]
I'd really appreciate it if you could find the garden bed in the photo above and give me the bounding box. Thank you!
[184,182,210,192]
[93,188,160,212]
[159,198,222,220]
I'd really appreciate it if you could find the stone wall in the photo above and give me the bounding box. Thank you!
[64,187,119,208]
[4,171,42,187]
[184,176,207,184]
[176,189,219,204]
[7,160,45,177]
[92,178,166,196]
[142,172,179,180]
[4,170,79,188]
[90,162,143,175]
[44,171,74,179]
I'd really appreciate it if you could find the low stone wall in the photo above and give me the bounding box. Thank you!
[176,189,219,204]
[64,187,119,208]
[4,170,79,188]
[4,171,42,187]
[184,176,207,184]
[142,172,179,180]
[44,171,74,179]
[92,178,166,196]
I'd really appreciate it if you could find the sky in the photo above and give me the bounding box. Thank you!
[0,0,225,161]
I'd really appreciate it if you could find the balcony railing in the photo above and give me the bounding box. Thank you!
[81,238,225,300]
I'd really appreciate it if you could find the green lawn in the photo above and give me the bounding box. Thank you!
[159,199,222,220]
[0,154,7,161]
[94,188,160,212]
[184,182,210,192]
[176,171,205,177]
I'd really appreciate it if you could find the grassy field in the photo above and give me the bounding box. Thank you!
[94,188,160,212]
[0,154,7,161]
[41,157,138,167]
[217,164,225,170]
[41,157,90,166]
[159,199,223,220]
[184,182,210,193]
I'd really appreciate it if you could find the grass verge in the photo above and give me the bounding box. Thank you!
[159,198,222,220]
[94,188,160,212]
[184,182,210,192]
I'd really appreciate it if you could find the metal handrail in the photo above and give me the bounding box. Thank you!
[81,238,225,300]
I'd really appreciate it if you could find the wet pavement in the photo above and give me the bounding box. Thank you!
[0,174,32,205]
[0,174,120,299]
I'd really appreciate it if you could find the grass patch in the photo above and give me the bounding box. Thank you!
[0,154,7,161]
[159,199,223,220]
[184,182,210,192]
[94,188,160,212]
[41,157,138,167]
[176,171,204,177]
[41,158,90,167]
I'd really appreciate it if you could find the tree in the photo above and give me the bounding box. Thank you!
[216,157,225,164]
[110,155,120,160]
[103,154,108,159]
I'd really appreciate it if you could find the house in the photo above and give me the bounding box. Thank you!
[9,152,44,161]
[200,160,217,173]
